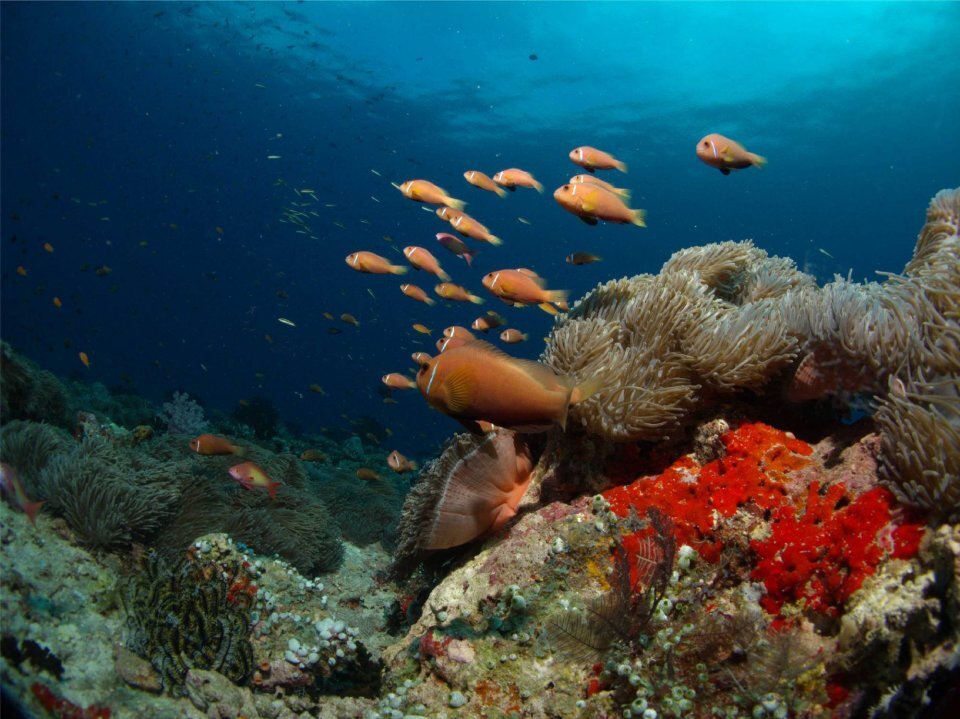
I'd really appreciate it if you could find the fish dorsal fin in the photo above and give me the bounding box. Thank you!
[443,366,477,414]
[461,339,568,392]
[517,268,540,278]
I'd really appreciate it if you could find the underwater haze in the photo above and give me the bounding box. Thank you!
[2,1,958,453]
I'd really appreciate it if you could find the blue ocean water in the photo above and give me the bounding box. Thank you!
[2,1,958,454]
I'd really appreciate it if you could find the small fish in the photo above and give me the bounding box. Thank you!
[568,146,627,173]
[371,169,382,176]
[463,170,507,198]
[569,174,630,199]
[470,312,506,332]
[517,217,531,225]
[78,351,91,368]
[278,317,297,327]
[482,268,567,310]
[229,461,281,499]
[696,133,767,175]
[492,168,543,193]
[267,155,282,160]
[400,283,436,305]
[328,327,342,335]
[411,351,433,366]
[818,248,835,259]
[52,297,63,308]
[553,183,646,227]
[382,373,417,389]
[215,226,225,235]
[300,449,327,462]
[15,266,27,276]
[309,384,326,395]
[403,246,451,281]
[0,462,45,525]
[566,252,603,265]
[437,208,502,245]
[43,242,54,253]
[394,179,466,209]
[412,323,432,335]
[356,467,381,481]
[435,282,484,304]
[190,434,242,455]
[341,313,360,327]
[500,329,528,343]
[436,233,479,267]
[95,265,112,276]
[323,312,335,320]
[415,340,600,432]
[387,450,418,474]
[443,326,476,340]
[345,251,408,275]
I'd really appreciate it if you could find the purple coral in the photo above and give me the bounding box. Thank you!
[158,391,208,436]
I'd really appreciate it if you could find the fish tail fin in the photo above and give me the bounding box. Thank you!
[446,197,467,211]
[487,235,503,246]
[426,297,437,306]
[463,250,477,267]
[533,181,544,194]
[469,294,484,304]
[547,289,568,306]
[410,461,419,472]
[616,160,628,173]
[570,375,603,406]
[495,187,507,198]
[438,269,452,282]
[23,500,45,525]
[267,481,281,500]
[392,266,409,275]
[749,152,767,168]
[538,302,559,316]
[615,187,631,200]
[631,208,647,228]
[230,444,246,457]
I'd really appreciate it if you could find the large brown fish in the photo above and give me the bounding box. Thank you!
[416,340,598,432]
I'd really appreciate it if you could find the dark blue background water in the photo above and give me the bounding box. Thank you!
[2,2,958,455]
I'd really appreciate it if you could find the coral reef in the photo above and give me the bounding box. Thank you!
[157,391,208,436]
[0,341,70,427]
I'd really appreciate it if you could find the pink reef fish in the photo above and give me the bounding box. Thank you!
[228,461,281,499]
[0,462,44,525]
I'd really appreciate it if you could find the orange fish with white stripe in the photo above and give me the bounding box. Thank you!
[345,251,408,275]
[464,170,507,198]
[568,146,627,173]
[553,183,646,227]
[382,373,417,389]
[189,434,243,455]
[403,246,451,281]
[492,168,543,193]
[569,174,630,199]
[482,268,567,313]
[400,283,436,305]
[416,340,600,432]
[394,179,466,209]
[695,133,767,175]
[441,208,502,246]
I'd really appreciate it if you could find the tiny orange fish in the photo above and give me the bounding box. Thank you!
[190,434,242,455]
[345,251,408,275]
[229,461,280,499]
[444,210,502,246]
[78,351,91,368]
[696,133,767,175]
[568,146,627,172]
[553,183,646,227]
[400,283,436,305]
[412,323,432,335]
[300,449,327,462]
[500,329,528,343]
[309,384,326,394]
[382,373,417,389]
[52,297,63,308]
[463,170,507,198]
[16,266,27,276]
[435,283,484,304]
[492,168,543,193]
[43,242,55,253]
[341,313,360,327]
[566,252,603,265]
[395,179,466,209]
[95,265,112,276]
[403,246,450,281]
[387,450,418,474]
